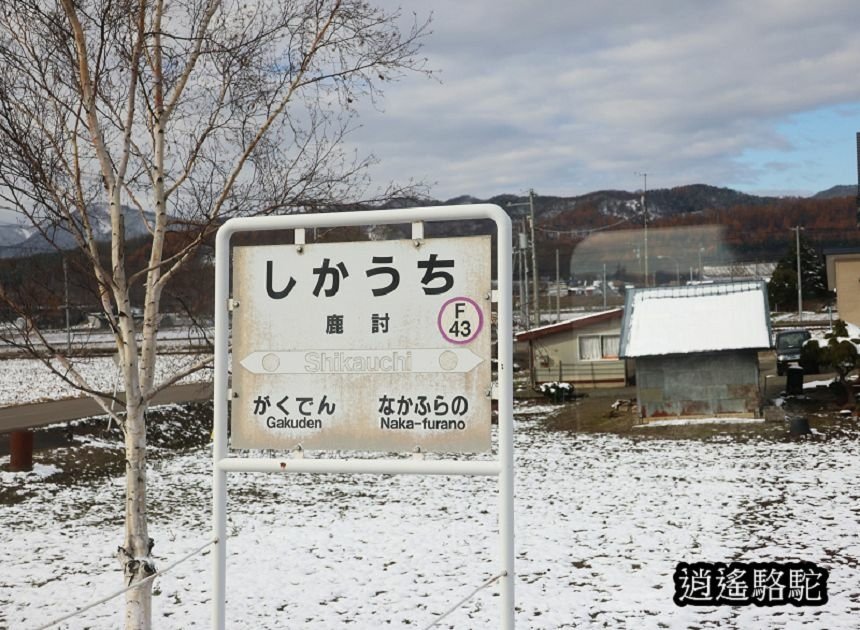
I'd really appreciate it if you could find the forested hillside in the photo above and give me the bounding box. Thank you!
[508,189,860,277]
[2,186,857,319]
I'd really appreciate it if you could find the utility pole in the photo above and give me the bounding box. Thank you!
[794,226,804,323]
[508,191,539,327]
[555,249,560,322]
[636,172,648,287]
[63,256,71,353]
[514,242,520,321]
[522,221,530,327]
[528,189,539,327]
[520,225,529,327]
[602,263,607,309]
[657,255,680,286]
[516,231,526,326]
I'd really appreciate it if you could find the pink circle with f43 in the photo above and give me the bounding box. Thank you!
[437,296,484,345]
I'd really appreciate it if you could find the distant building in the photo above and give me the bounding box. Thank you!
[701,262,777,283]
[515,309,629,388]
[619,281,772,420]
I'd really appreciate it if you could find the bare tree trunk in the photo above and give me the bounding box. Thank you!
[121,405,153,628]
[0,2,430,627]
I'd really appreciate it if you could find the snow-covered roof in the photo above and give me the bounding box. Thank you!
[619,281,771,357]
[516,308,623,341]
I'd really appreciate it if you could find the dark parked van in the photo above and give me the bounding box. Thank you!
[774,328,811,375]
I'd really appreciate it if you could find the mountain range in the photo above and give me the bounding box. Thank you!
[0,184,857,257]
[812,185,858,199]
[386,183,859,226]
[0,204,157,257]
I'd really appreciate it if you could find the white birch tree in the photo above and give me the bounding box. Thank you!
[0,1,428,626]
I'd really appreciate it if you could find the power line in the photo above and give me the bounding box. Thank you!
[534,215,634,236]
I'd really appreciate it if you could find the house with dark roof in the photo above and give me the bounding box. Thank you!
[619,281,772,420]
[515,308,628,388]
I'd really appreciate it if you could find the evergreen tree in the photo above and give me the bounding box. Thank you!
[800,320,860,399]
[767,232,831,309]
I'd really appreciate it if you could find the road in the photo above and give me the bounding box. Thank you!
[0,381,213,433]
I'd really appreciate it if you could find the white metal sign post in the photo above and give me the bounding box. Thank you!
[213,205,514,628]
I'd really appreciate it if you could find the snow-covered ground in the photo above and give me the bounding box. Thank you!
[0,325,213,358]
[771,311,832,325]
[2,403,860,628]
[637,416,766,428]
[0,354,212,406]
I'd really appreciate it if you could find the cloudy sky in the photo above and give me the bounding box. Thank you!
[351,0,860,199]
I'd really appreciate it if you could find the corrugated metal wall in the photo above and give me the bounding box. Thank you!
[636,351,760,418]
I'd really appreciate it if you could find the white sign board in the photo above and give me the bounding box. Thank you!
[231,236,492,452]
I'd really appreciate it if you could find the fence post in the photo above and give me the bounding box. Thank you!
[9,430,34,472]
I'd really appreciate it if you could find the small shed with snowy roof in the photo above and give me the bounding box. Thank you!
[619,281,772,420]
[515,308,629,388]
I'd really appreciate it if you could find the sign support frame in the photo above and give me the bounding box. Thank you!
[213,205,514,628]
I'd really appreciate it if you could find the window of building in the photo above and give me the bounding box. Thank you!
[602,334,620,359]
[579,334,620,360]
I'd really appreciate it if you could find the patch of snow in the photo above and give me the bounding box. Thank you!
[0,326,213,355]
[771,311,823,323]
[804,378,835,389]
[0,463,60,482]
[0,354,212,406]
[537,381,573,396]
[517,308,622,337]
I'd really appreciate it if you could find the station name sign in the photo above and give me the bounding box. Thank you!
[231,236,492,452]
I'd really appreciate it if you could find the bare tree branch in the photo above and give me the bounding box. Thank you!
[0,1,430,625]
